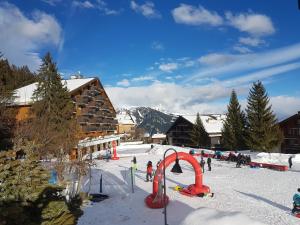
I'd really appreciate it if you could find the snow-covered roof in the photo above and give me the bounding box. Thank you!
[117,111,135,125]
[13,78,95,105]
[151,133,166,139]
[182,114,226,135]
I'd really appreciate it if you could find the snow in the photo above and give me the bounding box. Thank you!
[13,78,95,105]
[180,208,265,225]
[117,111,135,125]
[151,133,166,139]
[78,144,300,225]
[182,114,226,135]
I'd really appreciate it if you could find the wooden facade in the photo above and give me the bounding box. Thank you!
[166,116,194,147]
[279,111,300,153]
[72,78,117,137]
[12,77,118,138]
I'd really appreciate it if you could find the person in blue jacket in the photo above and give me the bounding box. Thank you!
[292,188,300,214]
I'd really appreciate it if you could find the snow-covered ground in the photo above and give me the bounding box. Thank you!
[78,144,300,225]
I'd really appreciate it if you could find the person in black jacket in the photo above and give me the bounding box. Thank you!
[289,156,293,169]
[207,157,212,171]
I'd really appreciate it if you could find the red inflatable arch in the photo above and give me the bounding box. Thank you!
[145,152,210,208]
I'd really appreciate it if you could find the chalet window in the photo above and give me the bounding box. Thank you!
[297,119,300,125]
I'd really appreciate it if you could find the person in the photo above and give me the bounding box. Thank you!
[207,157,212,171]
[132,156,137,171]
[288,156,293,169]
[200,157,205,173]
[156,159,162,168]
[292,188,300,214]
[146,161,153,182]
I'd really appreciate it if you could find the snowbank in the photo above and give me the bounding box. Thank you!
[180,208,265,225]
[252,153,300,164]
[120,141,143,146]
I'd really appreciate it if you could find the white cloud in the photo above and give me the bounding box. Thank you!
[0,2,62,71]
[42,0,62,6]
[239,37,265,47]
[117,79,130,87]
[130,1,161,19]
[73,0,119,15]
[270,96,300,120]
[159,63,178,73]
[233,45,252,54]
[106,81,231,114]
[132,75,155,82]
[187,42,300,82]
[172,4,223,26]
[73,1,94,8]
[223,62,300,87]
[226,12,275,36]
[151,41,164,51]
[108,79,299,118]
[198,53,237,66]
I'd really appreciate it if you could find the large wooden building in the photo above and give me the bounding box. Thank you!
[12,76,119,158]
[166,114,226,148]
[279,111,300,153]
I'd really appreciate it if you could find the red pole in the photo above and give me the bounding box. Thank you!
[111,140,119,160]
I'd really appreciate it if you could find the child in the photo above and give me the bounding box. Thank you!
[146,161,153,182]
[200,157,205,173]
[292,188,300,215]
[132,156,137,171]
[207,157,212,171]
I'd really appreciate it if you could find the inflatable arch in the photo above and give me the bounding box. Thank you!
[145,152,210,208]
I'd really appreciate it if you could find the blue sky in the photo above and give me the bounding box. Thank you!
[1,0,300,118]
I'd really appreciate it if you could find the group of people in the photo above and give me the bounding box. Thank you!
[199,157,212,173]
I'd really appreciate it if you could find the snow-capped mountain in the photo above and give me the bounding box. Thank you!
[116,107,178,135]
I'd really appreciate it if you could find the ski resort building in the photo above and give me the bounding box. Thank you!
[116,110,136,140]
[279,111,300,153]
[151,133,166,144]
[11,76,119,159]
[166,114,226,148]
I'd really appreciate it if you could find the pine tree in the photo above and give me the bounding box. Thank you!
[0,148,82,225]
[31,52,77,161]
[221,90,247,150]
[246,81,282,152]
[191,113,210,148]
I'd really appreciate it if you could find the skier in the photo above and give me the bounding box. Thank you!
[288,156,293,169]
[200,157,205,173]
[292,188,300,216]
[146,161,153,182]
[207,157,212,171]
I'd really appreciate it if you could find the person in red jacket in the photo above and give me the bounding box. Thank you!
[146,161,153,182]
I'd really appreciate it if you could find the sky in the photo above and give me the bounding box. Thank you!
[1,0,300,119]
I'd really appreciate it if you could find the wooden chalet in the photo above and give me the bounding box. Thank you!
[166,114,225,148]
[12,76,119,159]
[279,111,300,153]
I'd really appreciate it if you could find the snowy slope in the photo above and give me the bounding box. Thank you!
[78,145,300,225]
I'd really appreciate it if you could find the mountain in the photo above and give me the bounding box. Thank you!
[116,107,178,135]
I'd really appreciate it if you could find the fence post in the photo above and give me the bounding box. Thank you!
[130,167,134,193]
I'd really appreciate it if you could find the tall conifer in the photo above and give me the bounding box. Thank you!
[31,53,77,158]
[191,113,210,148]
[246,81,282,152]
[221,90,247,150]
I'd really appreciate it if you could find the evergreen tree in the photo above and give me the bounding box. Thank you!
[221,90,247,150]
[0,55,15,150]
[0,148,82,225]
[246,81,282,152]
[191,113,210,147]
[31,52,77,160]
